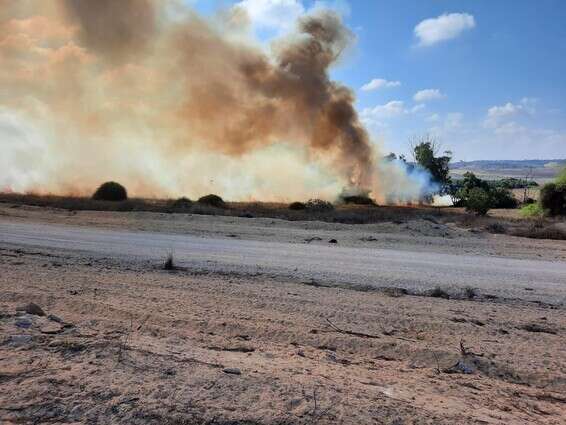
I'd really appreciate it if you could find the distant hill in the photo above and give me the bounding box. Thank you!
[450,159,565,182]
[451,159,566,170]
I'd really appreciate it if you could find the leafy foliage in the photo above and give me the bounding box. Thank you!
[448,172,517,210]
[492,177,538,189]
[540,183,566,216]
[412,137,452,191]
[92,181,128,201]
[520,203,544,218]
[465,187,492,215]
[489,187,518,209]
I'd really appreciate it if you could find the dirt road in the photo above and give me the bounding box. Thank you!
[1,219,565,304]
[2,212,566,424]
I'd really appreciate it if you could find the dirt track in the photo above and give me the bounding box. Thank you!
[1,219,566,305]
[1,206,565,424]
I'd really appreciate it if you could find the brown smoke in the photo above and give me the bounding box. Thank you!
[170,9,374,188]
[0,0,426,201]
[61,0,158,62]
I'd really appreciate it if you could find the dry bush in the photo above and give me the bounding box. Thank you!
[428,287,450,299]
[511,224,566,241]
[163,252,175,270]
[289,201,306,210]
[340,195,375,205]
[485,222,507,234]
[171,197,192,211]
[92,181,128,201]
[305,199,334,212]
[198,194,226,208]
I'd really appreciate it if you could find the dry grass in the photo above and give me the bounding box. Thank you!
[511,224,566,241]
[1,193,564,240]
[0,192,457,224]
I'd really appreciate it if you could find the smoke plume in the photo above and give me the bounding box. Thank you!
[0,0,430,202]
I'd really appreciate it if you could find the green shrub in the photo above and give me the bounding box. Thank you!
[453,172,517,210]
[540,183,566,216]
[92,181,127,201]
[289,201,306,210]
[171,197,192,210]
[305,199,334,212]
[556,167,566,186]
[198,194,226,208]
[465,188,491,216]
[520,203,544,218]
[489,187,518,209]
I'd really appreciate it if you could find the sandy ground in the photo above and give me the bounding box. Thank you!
[1,205,565,424]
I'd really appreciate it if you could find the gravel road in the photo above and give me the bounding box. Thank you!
[1,219,565,304]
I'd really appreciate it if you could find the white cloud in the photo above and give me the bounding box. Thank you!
[486,102,520,120]
[413,89,445,102]
[361,78,401,92]
[233,0,350,33]
[485,99,536,128]
[234,0,305,32]
[428,112,464,136]
[414,13,475,47]
[410,103,426,113]
[362,101,406,120]
[361,100,426,129]
[426,113,440,122]
[445,112,463,129]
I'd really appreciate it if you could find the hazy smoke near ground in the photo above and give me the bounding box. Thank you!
[0,0,432,202]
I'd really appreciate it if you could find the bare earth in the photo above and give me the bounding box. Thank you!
[1,204,565,424]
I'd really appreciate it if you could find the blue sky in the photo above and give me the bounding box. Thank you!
[191,0,566,160]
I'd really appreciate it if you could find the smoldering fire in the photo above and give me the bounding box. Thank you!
[0,0,432,203]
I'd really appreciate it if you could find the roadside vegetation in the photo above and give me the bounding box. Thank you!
[520,167,566,218]
[1,163,564,241]
[92,181,128,202]
[447,172,518,215]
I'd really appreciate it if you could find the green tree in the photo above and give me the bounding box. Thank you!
[410,134,452,192]
[449,172,517,210]
[540,183,566,216]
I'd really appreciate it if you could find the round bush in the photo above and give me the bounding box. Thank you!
[92,181,127,201]
[305,199,334,212]
[465,188,491,216]
[341,195,375,205]
[489,187,518,209]
[289,201,306,210]
[171,197,192,210]
[198,194,226,208]
[540,183,566,216]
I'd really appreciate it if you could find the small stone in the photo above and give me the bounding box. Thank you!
[9,335,32,346]
[40,323,63,334]
[47,314,64,324]
[328,239,338,244]
[16,303,45,316]
[15,318,33,329]
[222,367,241,375]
